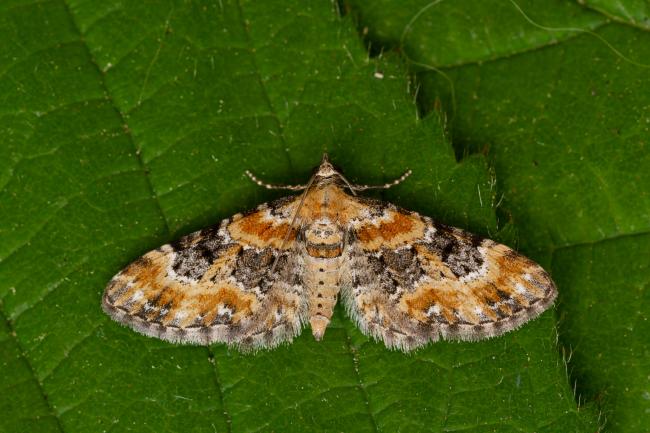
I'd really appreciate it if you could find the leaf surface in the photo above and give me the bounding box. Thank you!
[0,0,605,432]
[582,0,650,29]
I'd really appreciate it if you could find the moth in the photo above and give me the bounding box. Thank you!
[103,154,557,351]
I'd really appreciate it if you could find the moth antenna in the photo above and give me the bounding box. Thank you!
[352,169,412,191]
[245,170,307,191]
[336,173,358,196]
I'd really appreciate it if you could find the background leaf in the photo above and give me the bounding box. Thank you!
[580,0,650,29]
[347,0,650,431]
[1,0,643,432]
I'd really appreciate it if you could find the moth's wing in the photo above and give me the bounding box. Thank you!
[102,196,307,351]
[341,200,557,351]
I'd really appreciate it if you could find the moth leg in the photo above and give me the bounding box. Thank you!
[351,169,412,191]
[245,170,307,191]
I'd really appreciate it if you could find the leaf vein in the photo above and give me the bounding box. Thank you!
[0,305,65,432]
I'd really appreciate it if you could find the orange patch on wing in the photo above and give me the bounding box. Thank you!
[484,245,546,299]
[213,286,256,322]
[228,211,295,249]
[194,293,222,325]
[112,253,170,308]
[402,285,460,323]
[145,286,187,323]
[122,253,163,284]
[178,285,258,327]
[471,283,501,304]
[131,261,166,292]
[480,306,499,321]
[157,287,186,311]
[357,211,424,250]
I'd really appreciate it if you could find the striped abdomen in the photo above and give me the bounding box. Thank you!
[302,221,344,340]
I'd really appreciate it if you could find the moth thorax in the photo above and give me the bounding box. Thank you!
[303,221,344,259]
[304,255,342,341]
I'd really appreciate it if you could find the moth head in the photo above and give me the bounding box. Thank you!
[314,153,344,179]
[310,153,357,194]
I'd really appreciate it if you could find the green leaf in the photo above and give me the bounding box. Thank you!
[0,313,62,432]
[347,0,650,431]
[350,0,606,67]
[581,0,650,29]
[0,0,606,432]
[553,234,650,432]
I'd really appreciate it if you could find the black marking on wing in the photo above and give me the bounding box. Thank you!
[231,247,274,290]
[380,247,424,290]
[267,195,299,217]
[419,223,484,278]
[170,225,234,280]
